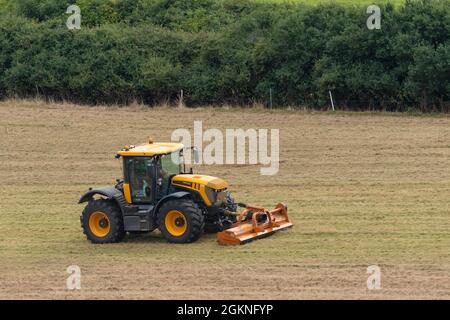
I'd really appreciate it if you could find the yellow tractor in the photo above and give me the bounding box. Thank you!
[79,140,292,245]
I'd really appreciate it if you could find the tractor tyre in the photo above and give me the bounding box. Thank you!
[81,199,125,244]
[203,222,219,234]
[204,215,237,233]
[157,199,204,243]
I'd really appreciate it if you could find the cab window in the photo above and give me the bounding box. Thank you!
[124,157,154,203]
[161,152,181,176]
[156,153,181,198]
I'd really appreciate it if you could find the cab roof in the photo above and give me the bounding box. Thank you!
[117,142,184,157]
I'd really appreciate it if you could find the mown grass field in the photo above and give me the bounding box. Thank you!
[0,100,449,299]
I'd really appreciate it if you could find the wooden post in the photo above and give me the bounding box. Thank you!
[179,89,184,108]
[329,90,335,111]
[269,88,273,109]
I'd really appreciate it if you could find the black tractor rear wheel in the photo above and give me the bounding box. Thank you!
[81,199,125,244]
[157,199,204,243]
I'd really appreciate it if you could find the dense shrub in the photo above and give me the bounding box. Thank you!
[0,0,449,111]
[13,0,73,22]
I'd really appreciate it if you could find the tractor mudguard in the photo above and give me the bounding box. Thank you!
[153,191,192,216]
[79,187,123,204]
[78,187,131,217]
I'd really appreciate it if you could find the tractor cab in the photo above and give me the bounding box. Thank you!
[117,142,185,204]
[116,141,220,206]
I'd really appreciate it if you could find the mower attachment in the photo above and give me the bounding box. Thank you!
[217,203,293,245]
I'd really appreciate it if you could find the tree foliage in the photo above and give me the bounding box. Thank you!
[0,0,448,111]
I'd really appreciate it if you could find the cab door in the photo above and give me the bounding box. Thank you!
[123,156,156,204]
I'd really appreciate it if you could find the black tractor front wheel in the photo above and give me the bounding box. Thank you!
[204,215,237,233]
[157,199,204,243]
[81,199,125,244]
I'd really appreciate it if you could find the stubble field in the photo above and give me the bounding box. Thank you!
[0,100,449,299]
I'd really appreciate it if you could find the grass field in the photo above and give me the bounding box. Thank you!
[0,100,449,299]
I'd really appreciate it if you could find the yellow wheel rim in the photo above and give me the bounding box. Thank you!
[165,210,187,237]
[89,211,111,238]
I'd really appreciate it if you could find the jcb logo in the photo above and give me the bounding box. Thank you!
[66,265,81,290]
